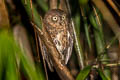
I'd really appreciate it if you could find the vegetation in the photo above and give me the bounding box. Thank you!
[0,0,120,80]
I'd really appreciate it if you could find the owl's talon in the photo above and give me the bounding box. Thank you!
[59,53,64,61]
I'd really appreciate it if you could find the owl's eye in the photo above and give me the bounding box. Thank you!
[52,16,58,21]
[62,15,65,20]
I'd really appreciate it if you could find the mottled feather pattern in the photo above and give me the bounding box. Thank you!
[43,9,74,71]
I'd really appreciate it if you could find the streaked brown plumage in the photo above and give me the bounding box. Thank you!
[43,9,73,71]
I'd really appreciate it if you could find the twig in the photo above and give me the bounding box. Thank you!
[106,36,117,49]
[105,63,120,67]
[31,22,74,80]
[92,0,120,48]
[34,27,41,62]
[50,0,57,9]
[59,0,67,12]
[65,0,85,69]
[106,0,120,17]
[30,0,33,21]
[93,62,120,68]
[0,0,10,29]
[90,3,111,78]
[38,37,49,80]
[29,0,48,79]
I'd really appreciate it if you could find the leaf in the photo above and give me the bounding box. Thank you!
[76,65,92,80]
[89,13,98,30]
[74,13,85,69]
[79,0,89,5]
[97,68,110,80]
[36,0,48,12]
[0,30,19,80]
[0,30,45,80]
[21,0,42,29]
[84,16,92,50]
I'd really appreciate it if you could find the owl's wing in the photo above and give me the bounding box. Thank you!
[42,44,54,72]
[64,24,74,64]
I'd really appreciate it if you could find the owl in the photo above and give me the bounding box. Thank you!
[42,9,74,71]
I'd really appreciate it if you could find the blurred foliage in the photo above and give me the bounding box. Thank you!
[21,0,43,29]
[0,30,45,80]
[97,69,109,80]
[36,0,48,12]
[0,0,120,80]
[89,4,111,79]
[79,0,89,5]
[73,11,85,69]
[76,65,92,80]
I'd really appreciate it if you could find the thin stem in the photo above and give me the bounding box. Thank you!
[66,0,85,69]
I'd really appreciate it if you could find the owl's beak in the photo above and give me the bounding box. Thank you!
[59,21,64,26]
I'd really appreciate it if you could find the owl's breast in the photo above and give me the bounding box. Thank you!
[53,31,67,54]
[46,22,68,54]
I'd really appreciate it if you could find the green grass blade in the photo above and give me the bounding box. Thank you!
[21,0,46,79]
[84,18,92,50]
[89,4,111,79]
[79,0,89,5]
[0,30,45,80]
[5,45,20,80]
[74,13,85,69]
[0,31,19,80]
[97,68,110,80]
[76,65,92,80]
[21,0,42,29]
[18,48,45,80]
[80,5,92,50]
[36,0,48,12]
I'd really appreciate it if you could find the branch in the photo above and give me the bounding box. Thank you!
[59,0,67,12]
[106,0,120,17]
[92,0,120,46]
[31,22,74,80]
[0,0,10,29]
[93,62,120,68]
[50,0,57,9]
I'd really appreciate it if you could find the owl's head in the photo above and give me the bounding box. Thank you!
[44,9,68,27]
